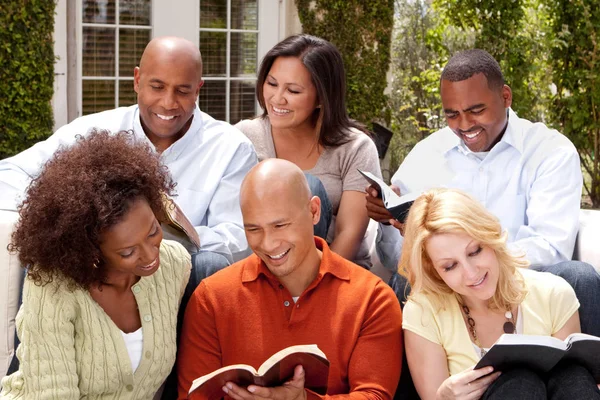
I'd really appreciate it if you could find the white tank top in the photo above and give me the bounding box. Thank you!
[120,327,143,372]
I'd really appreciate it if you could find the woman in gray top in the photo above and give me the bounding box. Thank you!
[236,34,382,268]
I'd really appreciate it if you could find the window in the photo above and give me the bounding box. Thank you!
[62,0,282,123]
[81,0,152,115]
[199,0,259,123]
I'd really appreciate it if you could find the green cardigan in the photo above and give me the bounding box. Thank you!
[0,240,191,399]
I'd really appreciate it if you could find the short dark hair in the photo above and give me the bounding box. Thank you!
[9,130,176,290]
[441,49,505,90]
[256,34,367,147]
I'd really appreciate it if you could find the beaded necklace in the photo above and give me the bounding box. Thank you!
[462,304,516,357]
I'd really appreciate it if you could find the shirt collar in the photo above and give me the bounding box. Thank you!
[132,104,204,160]
[501,108,523,154]
[443,107,522,156]
[241,236,351,284]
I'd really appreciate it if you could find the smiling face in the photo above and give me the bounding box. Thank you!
[425,231,500,305]
[99,197,163,279]
[441,73,512,152]
[134,41,203,151]
[262,56,319,132]
[243,191,320,280]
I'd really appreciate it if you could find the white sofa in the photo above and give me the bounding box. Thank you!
[572,209,600,271]
[1,210,600,380]
[0,210,23,380]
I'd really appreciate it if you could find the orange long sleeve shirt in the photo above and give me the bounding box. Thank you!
[178,238,403,399]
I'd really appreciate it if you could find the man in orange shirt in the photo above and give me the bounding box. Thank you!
[177,159,403,400]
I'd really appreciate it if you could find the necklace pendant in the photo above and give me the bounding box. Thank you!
[503,321,515,334]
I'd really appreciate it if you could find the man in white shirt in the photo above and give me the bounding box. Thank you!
[366,49,600,337]
[0,36,257,266]
[0,37,258,383]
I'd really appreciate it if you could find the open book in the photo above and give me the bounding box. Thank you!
[358,169,420,223]
[475,333,600,382]
[188,344,330,399]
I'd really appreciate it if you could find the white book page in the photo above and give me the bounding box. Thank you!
[189,364,258,393]
[495,334,567,350]
[566,332,600,343]
[257,344,326,375]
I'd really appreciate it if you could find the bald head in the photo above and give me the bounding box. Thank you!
[240,159,322,291]
[139,36,202,80]
[241,159,312,211]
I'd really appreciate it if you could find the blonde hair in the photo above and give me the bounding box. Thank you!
[399,188,528,311]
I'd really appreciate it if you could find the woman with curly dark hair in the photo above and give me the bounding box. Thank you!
[0,130,191,399]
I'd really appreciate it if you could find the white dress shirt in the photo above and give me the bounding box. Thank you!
[377,108,582,270]
[0,105,258,261]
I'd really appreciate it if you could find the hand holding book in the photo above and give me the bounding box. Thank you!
[188,344,329,400]
[360,170,419,224]
[437,366,501,399]
[222,365,307,400]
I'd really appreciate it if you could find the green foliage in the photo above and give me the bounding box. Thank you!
[433,0,553,122]
[548,0,600,207]
[387,0,475,176]
[295,0,395,127]
[387,0,556,177]
[0,0,55,158]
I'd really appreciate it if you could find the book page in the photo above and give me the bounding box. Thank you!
[189,364,258,394]
[494,334,567,350]
[257,344,326,375]
[566,332,600,344]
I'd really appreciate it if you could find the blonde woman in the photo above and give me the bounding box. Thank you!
[400,188,599,400]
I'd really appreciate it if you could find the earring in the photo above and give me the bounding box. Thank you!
[92,259,100,269]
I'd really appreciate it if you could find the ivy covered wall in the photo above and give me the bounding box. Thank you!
[295,0,395,127]
[0,1,55,158]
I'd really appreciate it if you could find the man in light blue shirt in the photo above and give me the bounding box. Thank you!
[0,37,258,385]
[0,36,257,265]
[366,49,600,337]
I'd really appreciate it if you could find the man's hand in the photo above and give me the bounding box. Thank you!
[365,184,407,235]
[223,365,307,400]
[436,366,501,400]
[365,185,395,223]
[389,218,406,236]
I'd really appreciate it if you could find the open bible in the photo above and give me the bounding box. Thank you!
[358,169,419,223]
[475,333,600,382]
[188,344,330,399]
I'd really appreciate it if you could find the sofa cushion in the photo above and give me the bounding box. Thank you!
[0,210,22,380]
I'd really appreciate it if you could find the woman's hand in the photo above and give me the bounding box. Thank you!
[436,366,501,400]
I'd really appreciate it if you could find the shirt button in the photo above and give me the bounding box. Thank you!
[145,351,152,359]
[126,384,133,391]
[284,301,290,307]
[132,286,141,294]
[143,315,152,322]
[479,167,484,172]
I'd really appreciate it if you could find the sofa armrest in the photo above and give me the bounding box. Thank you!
[0,210,22,380]
[573,209,600,273]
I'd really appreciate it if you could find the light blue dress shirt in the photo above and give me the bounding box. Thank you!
[0,105,258,262]
[377,108,582,270]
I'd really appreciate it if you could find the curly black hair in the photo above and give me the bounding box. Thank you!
[9,130,176,290]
